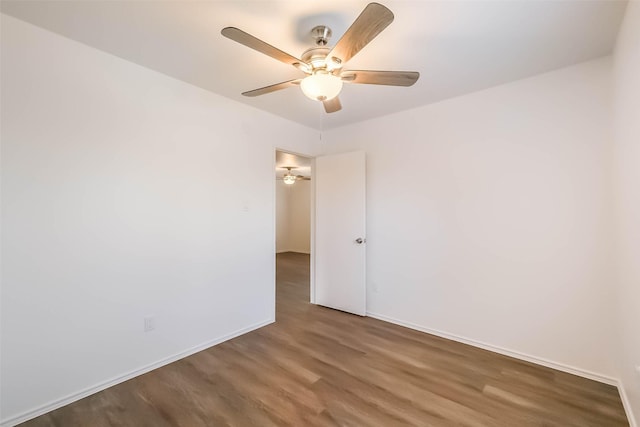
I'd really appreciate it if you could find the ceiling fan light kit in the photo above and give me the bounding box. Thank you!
[222,2,419,113]
[300,71,343,101]
[283,172,297,185]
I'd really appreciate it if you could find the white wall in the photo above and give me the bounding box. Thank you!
[275,180,311,254]
[0,15,319,425]
[322,57,616,380]
[276,180,291,252]
[612,1,640,423]
[288,180,311,254]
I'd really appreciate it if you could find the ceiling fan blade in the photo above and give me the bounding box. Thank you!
[327,3,394,66]
[221,27,306,70]
[341,70,419,86]
[323,97,342,113]
[242,79,301,97]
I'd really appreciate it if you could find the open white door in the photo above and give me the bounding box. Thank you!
[315,151,366,316]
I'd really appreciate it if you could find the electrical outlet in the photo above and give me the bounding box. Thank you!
[144,316,155,332]
[370,282,379,293]
[635,365,640,377]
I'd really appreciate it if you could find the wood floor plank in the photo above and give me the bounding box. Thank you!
[18,252,629,426]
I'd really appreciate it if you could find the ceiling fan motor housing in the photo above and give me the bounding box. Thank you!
[301,47,331,70]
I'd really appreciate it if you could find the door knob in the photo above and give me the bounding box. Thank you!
[355,238,366,244]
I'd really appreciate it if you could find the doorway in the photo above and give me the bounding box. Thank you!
[274,149,367,318]
[275,150,313,318]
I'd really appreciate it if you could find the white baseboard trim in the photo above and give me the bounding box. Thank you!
[366,311,618,386]
[0,318,274,427]
[618,381,638,427]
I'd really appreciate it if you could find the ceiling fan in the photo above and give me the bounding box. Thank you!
[221,2,419,113]
[277,167,310,185]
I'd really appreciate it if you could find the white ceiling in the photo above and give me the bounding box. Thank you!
[1,0,627,130]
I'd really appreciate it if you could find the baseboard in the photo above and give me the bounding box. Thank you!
[618,381,638,427]
[366,311,618,386]
[0,318,274,427]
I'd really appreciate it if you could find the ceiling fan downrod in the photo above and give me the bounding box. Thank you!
[311,25,332,46]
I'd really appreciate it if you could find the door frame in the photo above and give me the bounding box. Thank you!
[274,148,316,304]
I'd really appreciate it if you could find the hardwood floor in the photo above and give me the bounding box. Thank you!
[21,252,628,426]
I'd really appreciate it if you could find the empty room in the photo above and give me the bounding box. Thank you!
[1,1,639,426]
